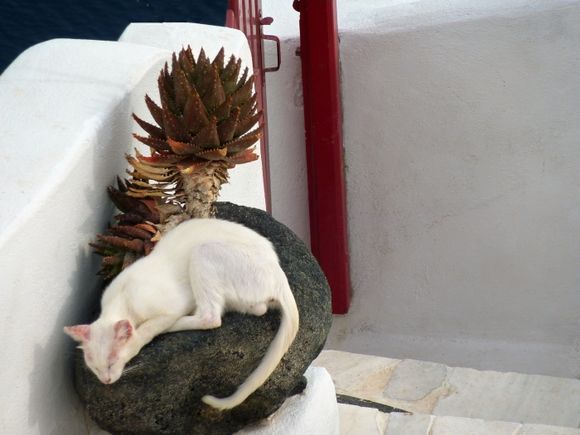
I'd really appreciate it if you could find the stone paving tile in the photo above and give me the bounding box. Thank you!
[340,410,580,435]
[429,415,520,434]
[383,413,433,435]
[383,359,452,414]
[436,367,580,427]
[519,424,580,435]
[338,403,389,435]
[314,350,400,402]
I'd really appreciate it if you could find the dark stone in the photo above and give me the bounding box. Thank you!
[73,202,332,435]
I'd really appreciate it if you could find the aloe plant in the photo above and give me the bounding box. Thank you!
[91,46,262,280]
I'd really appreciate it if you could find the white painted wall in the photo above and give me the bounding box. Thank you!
[262,34,310,242]
[0,24,264,434]
[263,0,580,377]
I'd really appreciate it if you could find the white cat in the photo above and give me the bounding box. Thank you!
[64,218,299,410]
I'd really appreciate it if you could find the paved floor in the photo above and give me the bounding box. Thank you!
[314,350,580,435]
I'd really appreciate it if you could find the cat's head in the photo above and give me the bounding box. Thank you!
[64,319,134,384]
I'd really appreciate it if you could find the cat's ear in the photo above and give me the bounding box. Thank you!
[64,325,91,343]
[113,320,133,344]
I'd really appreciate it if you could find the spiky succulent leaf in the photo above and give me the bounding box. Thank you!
[218,106,241,142]
[183,89,209,134]
[144,94,165,127]
[235,111,261,137]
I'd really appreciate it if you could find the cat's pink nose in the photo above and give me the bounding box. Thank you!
[103,377,112,384]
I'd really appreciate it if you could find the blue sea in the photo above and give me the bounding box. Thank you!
[0,0,227,73]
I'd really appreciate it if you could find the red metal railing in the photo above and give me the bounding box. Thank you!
[294,0,351,314]
[226,0,277,213]
[227,0,351,313]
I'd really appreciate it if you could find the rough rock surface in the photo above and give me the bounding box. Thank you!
[73,202,332,434]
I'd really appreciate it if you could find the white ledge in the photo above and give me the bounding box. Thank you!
[0,23,265,433]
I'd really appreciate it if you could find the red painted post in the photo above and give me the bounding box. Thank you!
[294,0,351,313]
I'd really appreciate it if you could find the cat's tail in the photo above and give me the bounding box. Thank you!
[202,278,299,410]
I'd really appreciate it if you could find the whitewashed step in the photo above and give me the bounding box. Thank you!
[314,350,580,429]
[338,406,580,435]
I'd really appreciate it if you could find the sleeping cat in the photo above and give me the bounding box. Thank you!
[64,218,299,410]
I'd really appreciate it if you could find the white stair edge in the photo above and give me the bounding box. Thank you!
[314,350,580,429]
[339,405,580,435]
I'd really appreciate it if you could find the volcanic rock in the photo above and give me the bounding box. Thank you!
[73,202,332,434]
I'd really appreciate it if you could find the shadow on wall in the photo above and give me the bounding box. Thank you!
[26,95,135,434]
[330,2,580,377]
[28,254,102,434]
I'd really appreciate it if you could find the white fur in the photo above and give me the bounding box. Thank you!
[64,218,299,410]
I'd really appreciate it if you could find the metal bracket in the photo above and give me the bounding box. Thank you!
[260,16,281,73]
